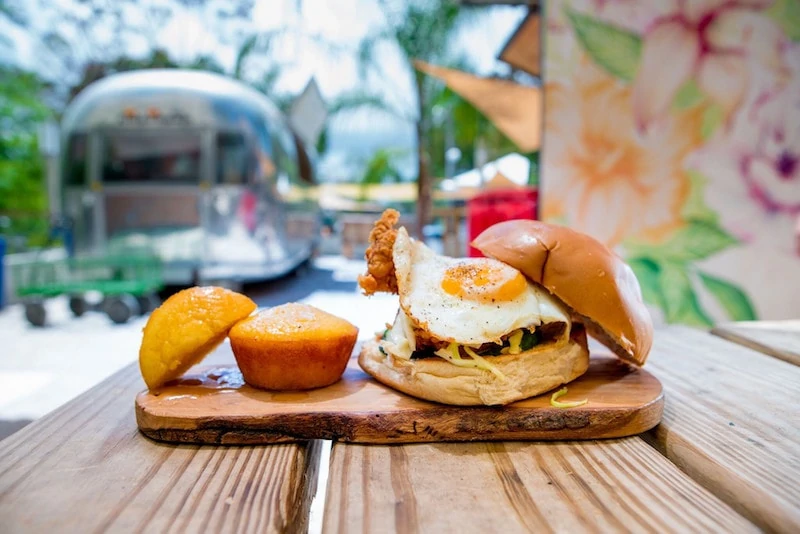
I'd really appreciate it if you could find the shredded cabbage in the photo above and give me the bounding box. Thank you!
[433,343,507,381]
[463,346,507,380]
[382,317,534,382]
[550,387,588,408]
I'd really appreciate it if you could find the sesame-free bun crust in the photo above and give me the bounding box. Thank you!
[230,303,359,391]
[472,220,653,366]
[358,326,589,406]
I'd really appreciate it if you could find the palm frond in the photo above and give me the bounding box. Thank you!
[0,0,28,26]
[328,91,407,121]
[304,32,354,58]
[359,148,409,188]
[354,28,394,80]
[186,54,226,74]
[233,34,258,80]
[233,28,289,81]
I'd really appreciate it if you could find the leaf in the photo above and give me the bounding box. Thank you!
[233,35,258,80]
[42,31,71,55]
[626,221,738,261]
[186,55,225,74]
[673,80,705,110]
[566,9,642,82]
[701,103,723,140]
[659,261,713,327]
[315,128,328,155]
[767,0,800,41]
[698,271,757,321]
[627,258,665,311]
[681,171,718,224]
[0,0,28,26]
[328,91,405,120]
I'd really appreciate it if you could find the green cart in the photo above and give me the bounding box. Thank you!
[11,252,164,326]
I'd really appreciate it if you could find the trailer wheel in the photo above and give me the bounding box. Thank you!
[69,295,89,317]
[136,293,161,315]
[25,301,47,327]
[104,294,141,324]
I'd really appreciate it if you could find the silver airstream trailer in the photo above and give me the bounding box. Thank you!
[59,69,321,285]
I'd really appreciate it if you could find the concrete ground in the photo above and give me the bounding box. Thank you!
[0,255,398,437]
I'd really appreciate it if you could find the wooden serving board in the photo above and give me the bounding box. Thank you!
[136,345,664,444]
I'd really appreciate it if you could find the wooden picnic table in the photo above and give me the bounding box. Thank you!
[0,350,321,533]
[712,320,800,367]
[1,322,798,533]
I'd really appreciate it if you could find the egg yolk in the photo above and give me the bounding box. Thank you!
[440,262,527,302]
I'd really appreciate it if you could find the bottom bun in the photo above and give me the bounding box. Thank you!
[358,325,590,406]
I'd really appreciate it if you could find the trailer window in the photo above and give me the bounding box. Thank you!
[217,132,248,185]
[101,132,202,183]
[64,134,87,186]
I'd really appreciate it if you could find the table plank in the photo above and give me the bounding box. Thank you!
[711,320,800,366]
[645,326,800,533]
[323,439,756,533]
[0,363,321,534]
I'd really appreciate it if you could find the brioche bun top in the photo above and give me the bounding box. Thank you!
[472,220,653,366]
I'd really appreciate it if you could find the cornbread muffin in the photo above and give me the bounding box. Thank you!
[139,286,257,389]
[229,303,359,390]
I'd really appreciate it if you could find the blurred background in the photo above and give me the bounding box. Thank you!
[0,0,797,435]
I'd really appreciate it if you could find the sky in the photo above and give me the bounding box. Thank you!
[1,0,527,180]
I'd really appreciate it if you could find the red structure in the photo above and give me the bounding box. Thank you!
[467,188,538,257]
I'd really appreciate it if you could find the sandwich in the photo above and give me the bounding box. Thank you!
[357,209,653,406]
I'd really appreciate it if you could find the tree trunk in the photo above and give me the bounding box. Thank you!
[415,75,431,242]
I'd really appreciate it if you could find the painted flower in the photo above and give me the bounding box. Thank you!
[542,63,705,246]
[690,44,800,226]
[577,0,671,33]
[632,0,783,131]
[742,85,800,215]
[687,52,800,319]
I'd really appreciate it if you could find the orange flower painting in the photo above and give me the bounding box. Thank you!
[543,64,704,247]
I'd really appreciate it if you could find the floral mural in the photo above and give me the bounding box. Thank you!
[542,0,800,325]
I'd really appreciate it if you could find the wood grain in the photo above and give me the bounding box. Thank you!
[0,362,321,534]
[137,352,664,444]
[323,439,757,533]
[644,325,800,533]
[712,320,800,366]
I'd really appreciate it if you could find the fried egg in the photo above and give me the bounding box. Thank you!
[393,227,569,346]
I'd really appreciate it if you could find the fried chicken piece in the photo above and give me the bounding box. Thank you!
[358,209,400,295]
[411,324,450,351]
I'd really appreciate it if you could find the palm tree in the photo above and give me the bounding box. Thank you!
[231,27,378,156]
[426,83,523,182]
[357,148,407,201]
[339,0,477,238]
[230,33,296,112]
[0,0,25,27]
[15,0,257,104]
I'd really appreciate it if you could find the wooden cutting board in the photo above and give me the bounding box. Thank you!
[136,346,664,444]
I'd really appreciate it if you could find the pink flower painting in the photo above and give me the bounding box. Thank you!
[543,0,800,323]
[741,81,800,215]
[633,0,785,130]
